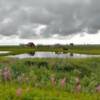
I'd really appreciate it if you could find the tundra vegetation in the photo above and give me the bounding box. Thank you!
[0,45,100,99]
[1,44,100,56]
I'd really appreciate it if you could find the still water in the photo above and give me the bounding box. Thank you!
[8,51,100,59]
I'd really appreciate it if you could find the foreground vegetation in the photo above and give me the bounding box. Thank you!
[0,57,100,99]
[0,84,99,100]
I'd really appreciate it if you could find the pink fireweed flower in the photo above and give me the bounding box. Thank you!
[75,77,81,92]
[60,77,66,87]
[75,83,81,93]
[96,84,100,93]
[16,88,23,97]
[50,76,56,86]
[2,67,11,81]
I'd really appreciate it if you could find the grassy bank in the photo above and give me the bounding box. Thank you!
[0,57,100,99]
[1,45,100,56]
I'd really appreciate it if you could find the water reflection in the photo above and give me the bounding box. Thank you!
[70,53,73,57]
[28,52,35,56]
[8,51,100,59]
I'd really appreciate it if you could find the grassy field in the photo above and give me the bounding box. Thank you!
[0,44,100,56]
[0,57,100,99]
[0,45,100,99]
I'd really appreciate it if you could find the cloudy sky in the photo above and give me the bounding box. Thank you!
[0,0,100,45]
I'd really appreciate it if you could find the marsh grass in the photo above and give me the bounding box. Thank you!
[1,45,100,57]
[0,57,100,99]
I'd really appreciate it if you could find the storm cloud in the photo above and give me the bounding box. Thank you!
[0,0,100,39]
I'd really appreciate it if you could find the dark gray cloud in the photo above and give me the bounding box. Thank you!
[0,0,100,39]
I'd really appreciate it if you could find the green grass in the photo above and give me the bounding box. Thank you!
[0,44,100,99]
[1,45,100,56]
[0,84,100,100]
[0,57,100,99]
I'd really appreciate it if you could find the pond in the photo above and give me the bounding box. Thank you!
[8,51,100,59]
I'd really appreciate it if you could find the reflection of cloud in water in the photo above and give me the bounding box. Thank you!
[8,52,100,59]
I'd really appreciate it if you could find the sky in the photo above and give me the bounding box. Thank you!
[0,0,100,45]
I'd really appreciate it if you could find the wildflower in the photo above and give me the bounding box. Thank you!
[75,83,81,93]
[96,84,100,93]
[16,88,23,97]
[74,77,81,92]
[2,67,11,81]
[50,76,56,86]
[60,77,66,87]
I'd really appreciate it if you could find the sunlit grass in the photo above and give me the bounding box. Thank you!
[0,83,99,100]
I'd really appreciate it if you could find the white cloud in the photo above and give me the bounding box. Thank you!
[34,25,47,35]
[0,0,100,45]
[70,31,100,44]
[1,32,100,45]
[2,18,12,24]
